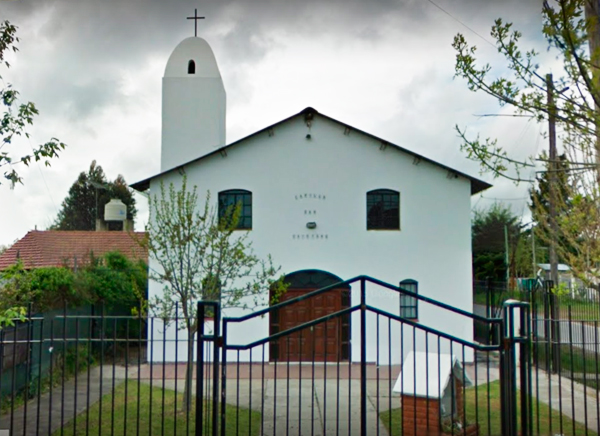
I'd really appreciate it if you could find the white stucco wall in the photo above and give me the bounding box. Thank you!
[148,113,475,364]
[161,37,226,172]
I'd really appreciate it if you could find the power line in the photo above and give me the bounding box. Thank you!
[480,195,530,202]
[27,136,59,217]
[426,0,496,48]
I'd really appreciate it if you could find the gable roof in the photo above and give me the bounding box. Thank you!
[0,231,148,271]
[131,107,491,195]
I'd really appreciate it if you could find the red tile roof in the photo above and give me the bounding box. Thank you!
[0,231,148,271]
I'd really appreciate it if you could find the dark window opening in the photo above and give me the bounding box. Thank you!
[399,279,418,319]
[188,60,196,74]
[218,189,252,230]
[367,189,400,230]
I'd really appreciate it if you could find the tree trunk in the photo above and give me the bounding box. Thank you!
[182,328,195,413]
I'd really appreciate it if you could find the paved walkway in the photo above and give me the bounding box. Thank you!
[0,366,131,436]
[525,367,600,432]
[157,378,391,436]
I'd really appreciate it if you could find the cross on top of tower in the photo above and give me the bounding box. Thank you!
[187,9,205,37]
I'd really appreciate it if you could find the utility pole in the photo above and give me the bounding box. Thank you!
[531,225,536,278]
[585,0,600,187]
[547,73,562,373]
[504,224,510,290]
[546,73,560,289]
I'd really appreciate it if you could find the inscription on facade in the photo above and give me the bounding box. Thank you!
[292,234,328,239]
[293,194,327,240]
[295,193,326,200]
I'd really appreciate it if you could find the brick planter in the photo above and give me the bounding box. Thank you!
[394,352,476,436]
[401,378,477,436]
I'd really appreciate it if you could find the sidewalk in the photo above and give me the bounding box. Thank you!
[527,367,600,432]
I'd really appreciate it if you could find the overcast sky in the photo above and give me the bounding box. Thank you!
[0,0,553,247]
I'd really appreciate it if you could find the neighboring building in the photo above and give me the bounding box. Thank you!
[536,263,597,299]
[536,263,572,284]
[132,36,490,364]
[0,230,147,271]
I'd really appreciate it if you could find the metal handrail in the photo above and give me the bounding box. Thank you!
[224,275,500,324]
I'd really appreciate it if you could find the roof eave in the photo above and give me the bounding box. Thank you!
[130,107,492,196]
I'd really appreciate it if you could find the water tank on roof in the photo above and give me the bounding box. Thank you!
[104,199,127,221]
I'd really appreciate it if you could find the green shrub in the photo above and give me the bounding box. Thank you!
[0,252,147,314]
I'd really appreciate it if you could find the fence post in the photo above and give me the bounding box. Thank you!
[500,302,517,436]
[360,277,367,436]
[518,302,533,436]
[195,302,205,436]
[486,277,492,319]
[500,300,532,436]
[212,303,220,436]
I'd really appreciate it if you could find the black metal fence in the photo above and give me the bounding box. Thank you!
[474,278,600,436]
[2,276,598,435]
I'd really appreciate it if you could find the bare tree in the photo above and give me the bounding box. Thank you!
[141,176,287,412]
[453,0,600,284]
[0,21,65,187]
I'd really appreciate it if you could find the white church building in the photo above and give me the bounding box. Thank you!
[131,36,491,365]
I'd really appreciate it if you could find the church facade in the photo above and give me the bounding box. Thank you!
[132,37,490,364]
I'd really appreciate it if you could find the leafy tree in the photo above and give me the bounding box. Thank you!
[453,0,600,283]
[472,203,532,281]
[530,153,577,263]
[0,21,65,187]
[53,160,137,230]
[142,176,287,412]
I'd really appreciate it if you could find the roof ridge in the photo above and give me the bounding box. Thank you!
[130,107,491,195]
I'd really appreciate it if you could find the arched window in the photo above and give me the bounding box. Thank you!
[188,60,196,74]
[399,279,418,319]
[366,189,400,230]
[218,189,252,229]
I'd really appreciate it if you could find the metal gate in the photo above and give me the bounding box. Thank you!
[196,276,532,436]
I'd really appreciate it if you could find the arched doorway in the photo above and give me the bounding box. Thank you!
[269,269,351,362]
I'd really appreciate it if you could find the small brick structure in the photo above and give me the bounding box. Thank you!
[393,352,477,436]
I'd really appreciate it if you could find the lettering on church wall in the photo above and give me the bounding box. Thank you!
[295,193,326,200]
[293,193,327,240]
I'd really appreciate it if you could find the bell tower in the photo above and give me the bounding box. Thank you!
[161,36,226,171]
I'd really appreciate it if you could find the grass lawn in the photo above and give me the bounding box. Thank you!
[379,381,596,436]
[54,381,261,436]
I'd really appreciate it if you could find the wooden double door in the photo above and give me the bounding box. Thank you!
[270,287,350,362]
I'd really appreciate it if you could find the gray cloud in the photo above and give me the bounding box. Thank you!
[0,0,550,246]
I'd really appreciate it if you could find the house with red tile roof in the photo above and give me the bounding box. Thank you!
[0,231,148,271]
